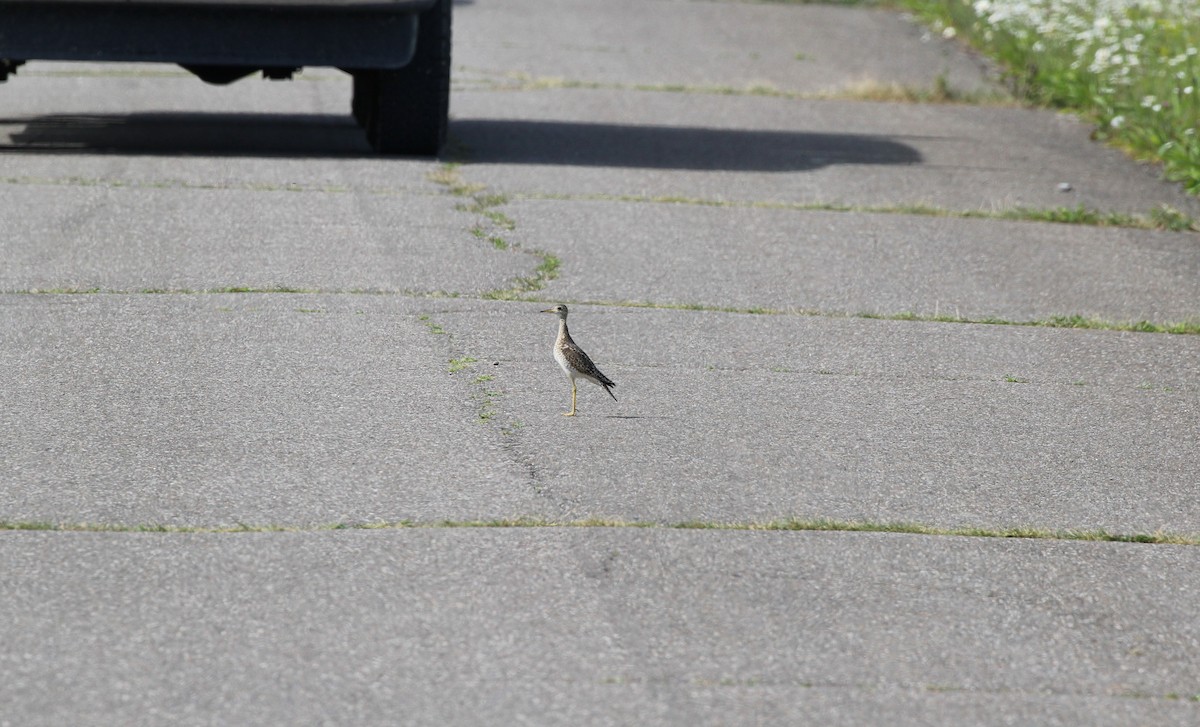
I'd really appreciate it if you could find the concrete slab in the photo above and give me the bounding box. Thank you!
[0,295,543,526]
[438,302,1200,533]
[0,182,527,294]
[2,529,1198,726]
[499,198,1200,322]
[450,89,1200,216]
[6,296,1196,532]
[454,0,999,96]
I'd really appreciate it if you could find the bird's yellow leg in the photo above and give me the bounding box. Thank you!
[564,381,577,417]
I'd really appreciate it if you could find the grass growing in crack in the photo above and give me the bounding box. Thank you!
[458,370,502,423]
[481,208,516,230]
[461,67,1010,106]
[4,517,1197,545]
[516,190,1198,232]
[426,164,484,196]
[1040,315,1200,335]
[991,203,1197,231]
[826,74,1003,105]
[470,193,511,209]
[448,356,478,374]
[429,163,560,299]
[470,225,511,250]
[18,287,103,295]
[483,253,562,300]
[462,207,516,231]
[858,310,1200,335]
[477,389,501,423]
[206,286,318,294]
[418,315,446,335]
[0,520,311,533]
[529,297,1200,336]
[17,285,330,295]
[671,518,1200,545]
[3,174,367,196]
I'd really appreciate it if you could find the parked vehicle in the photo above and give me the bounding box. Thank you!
[0,0,452,154]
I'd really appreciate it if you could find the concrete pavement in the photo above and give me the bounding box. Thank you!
[4,530,1199,725]
[2,0,1199,724]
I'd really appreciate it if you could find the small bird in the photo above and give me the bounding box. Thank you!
[540,304,616,417]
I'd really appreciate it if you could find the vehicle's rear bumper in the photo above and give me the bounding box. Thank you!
[0,0,436,68]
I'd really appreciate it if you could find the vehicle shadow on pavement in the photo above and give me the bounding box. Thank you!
[0,112,375,157]
[450,119,922,171]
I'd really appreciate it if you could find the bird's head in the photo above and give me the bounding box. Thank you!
[540,304,568,320]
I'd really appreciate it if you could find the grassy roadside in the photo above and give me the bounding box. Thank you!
[900,0,1200,194]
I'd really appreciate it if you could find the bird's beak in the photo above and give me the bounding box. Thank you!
[539,308,556,313]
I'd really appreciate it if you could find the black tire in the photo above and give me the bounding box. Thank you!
[351,71,377,129]
[361,0,451,155]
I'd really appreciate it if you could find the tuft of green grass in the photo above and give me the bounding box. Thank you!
[484,252,562,300]
[448,356,478,373]
[427,164,485,196]
[1150,204,1197,232]
[418,315,446,335]
[471,226,511,250]
[485,210,516,230]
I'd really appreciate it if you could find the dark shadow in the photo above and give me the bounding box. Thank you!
[0,112,375,157]
[451,119,922,171]
[0,114,923,170]
[603,415,670,420]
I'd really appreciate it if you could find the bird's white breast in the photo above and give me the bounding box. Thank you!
[553,343,573,378]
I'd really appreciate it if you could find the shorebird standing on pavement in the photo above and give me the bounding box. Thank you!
[540,304,616,417]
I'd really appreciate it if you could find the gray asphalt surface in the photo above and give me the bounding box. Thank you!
[2,0,1199,724]
[5,530,1199,725]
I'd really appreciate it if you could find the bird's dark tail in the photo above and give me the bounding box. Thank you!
[603,382,617,401]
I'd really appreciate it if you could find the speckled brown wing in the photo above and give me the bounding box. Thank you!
[559,335,617,400]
